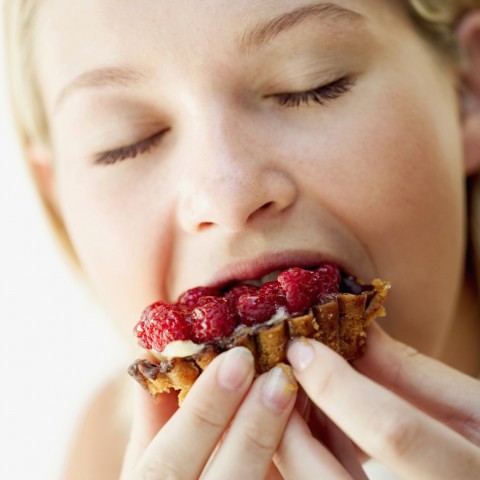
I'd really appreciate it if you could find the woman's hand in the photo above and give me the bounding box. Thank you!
[120,347,298,480]
[278,323,480,479]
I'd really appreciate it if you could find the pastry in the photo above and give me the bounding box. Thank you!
[128,264,390,404]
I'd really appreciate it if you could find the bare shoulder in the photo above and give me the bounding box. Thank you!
[63,375,132,480]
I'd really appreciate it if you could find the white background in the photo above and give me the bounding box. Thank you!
[0,12,130,480]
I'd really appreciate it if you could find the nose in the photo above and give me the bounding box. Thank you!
[176,113,297,234]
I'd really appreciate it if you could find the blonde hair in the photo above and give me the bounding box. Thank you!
[3,0,480,268]
[3,0,75,264]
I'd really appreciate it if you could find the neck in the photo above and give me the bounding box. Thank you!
[440,274,480,377]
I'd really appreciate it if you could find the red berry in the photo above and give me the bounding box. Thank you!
[315,263,341,295]
[193,295,223,309]
[177,286,220,308]
[237,293,277,326]
[139,300,168,323]
[259,281,287,308]
[224,284,259,309]
[135,265,343,349]
[277,267,320,314]
[190,297,236,343]
[134,304,190,351]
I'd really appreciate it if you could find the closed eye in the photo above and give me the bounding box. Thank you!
[93,78,354,165]
[274,76,356,108]
[94,130,166,166]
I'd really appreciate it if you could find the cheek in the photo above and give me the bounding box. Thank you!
[326,104,464,258]
[55,161,175,333]
[285,96,465,354]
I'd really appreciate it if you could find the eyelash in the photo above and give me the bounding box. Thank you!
[94,77,355,165]
[275,76,356,108]
[94,130,165,166]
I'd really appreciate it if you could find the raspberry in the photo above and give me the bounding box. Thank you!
[315,263,341,295]
[277,267,321,314]
[190,297,236,343]
[194,295,222,308]
[135,265,343,350]
[134,303,190,351]
[237,293,277,326]
[259,281,287,308]
[177,286,220,308]
[139,300,168,323]
[224,284,259,309]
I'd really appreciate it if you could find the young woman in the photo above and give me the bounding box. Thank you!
[4,0,480,478]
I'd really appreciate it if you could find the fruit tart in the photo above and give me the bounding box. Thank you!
[128,264,390,404]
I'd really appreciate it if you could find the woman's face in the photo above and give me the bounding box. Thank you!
[36,0,465,356]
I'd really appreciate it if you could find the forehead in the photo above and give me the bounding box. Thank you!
[34,0,407,112]
[36,0,406,56]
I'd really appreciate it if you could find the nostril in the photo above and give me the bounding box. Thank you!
[179,168,297,234]
[198,221,214,231]
[246,201,276,223]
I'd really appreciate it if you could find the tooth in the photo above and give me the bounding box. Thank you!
[243,270,282,288]
[260,270,281,284]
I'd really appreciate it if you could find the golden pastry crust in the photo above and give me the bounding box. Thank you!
[128,279,390,405]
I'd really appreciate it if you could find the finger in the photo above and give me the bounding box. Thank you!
[133,347,255,479]
[288,338,480,480]
[354,322,480,445]
[131,383,179,443]
[274,409,354,480]
[295,387,311,420]
[310,407,368,480]
[121,384,178,476]
[309,406,369,464]
[204,365,297,480]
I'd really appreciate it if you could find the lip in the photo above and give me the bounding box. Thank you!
[205,249,352,290]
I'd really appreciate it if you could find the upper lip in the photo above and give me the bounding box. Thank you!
[205,249,349,289]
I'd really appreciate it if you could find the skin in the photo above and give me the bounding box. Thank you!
[29,0,480,478]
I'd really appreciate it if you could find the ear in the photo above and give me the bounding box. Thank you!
[456,10,480,175]
[27,142,59,213]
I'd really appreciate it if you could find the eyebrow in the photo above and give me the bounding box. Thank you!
[54,2,363,111]
[55,66,148,111]
[239,2,364,53]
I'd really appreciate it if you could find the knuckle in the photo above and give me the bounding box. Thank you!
[389,342,421,387]
[310,362,337,399]
[396,340,420,360]
[238,420,278,455]
[369,408,419,459]
[139,464,162,480]
[188,402,226,431]
[464,413,480,446]
[449,409,480,446]
[135,459,184,480]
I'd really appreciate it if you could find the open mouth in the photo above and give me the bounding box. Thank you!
[136,263,371,353]
[216,263,365,295]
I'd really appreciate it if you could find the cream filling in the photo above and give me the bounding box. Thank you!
[151,306,289,360]
[151,340,205,361]
[232,306,289,334]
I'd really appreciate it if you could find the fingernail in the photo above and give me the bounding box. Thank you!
[288,340,314,372]
[218,347,254,391]
[262,365,297,413]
